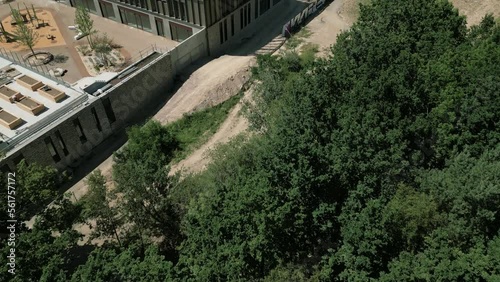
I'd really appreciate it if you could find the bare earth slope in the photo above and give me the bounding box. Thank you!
[154,55,254,124]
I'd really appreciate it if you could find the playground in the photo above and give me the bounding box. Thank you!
[0,6,66,51]
[0,0,179,83]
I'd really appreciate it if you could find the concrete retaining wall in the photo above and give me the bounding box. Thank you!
[169,28,208,73]
[0,29,208,172]
[206,0,284,56]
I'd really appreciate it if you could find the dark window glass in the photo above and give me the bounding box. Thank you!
[55,130,69,156]
[91,107,102,132]
[73,119,87,143]
[224,19,228,41]
[102,98,117,123]
[255,0,258,19]
[45,137,61,162]
[240,8,243,29]
[180,1,186,20]
[219,22,223,44]
[259,0,269,15]
[247,3,251,24]
[231,14,234,36]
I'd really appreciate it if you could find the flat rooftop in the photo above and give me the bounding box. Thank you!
[0,56,85,141]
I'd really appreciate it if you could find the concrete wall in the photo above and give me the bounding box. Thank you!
[169,28,208,73]
[206,0,283,56]
[104,53,174,128]
[0,30,208,172]
[1,98,113,171]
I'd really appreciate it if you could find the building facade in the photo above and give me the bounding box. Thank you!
[62,0,283,53]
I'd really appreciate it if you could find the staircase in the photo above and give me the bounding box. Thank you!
[254,35,287,55]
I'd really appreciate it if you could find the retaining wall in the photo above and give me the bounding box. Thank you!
[0,29,208,172]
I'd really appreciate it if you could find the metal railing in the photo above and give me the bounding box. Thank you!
[0,47,69,87]
[1,94,89,155]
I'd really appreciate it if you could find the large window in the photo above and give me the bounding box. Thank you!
[119,7,152,32]
[55,130,69,156]
[91,107,102,132]
[259,0,269,15]
[72,0,98,14]
[156,18,166,36]
[100,1,117,20]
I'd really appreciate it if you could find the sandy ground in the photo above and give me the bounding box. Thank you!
[154,55,254,124]
[0,8,66,50]
[302,0,350,55]
[171,0,351,174]
[450,0,500,26]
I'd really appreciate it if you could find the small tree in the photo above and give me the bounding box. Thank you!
[93,33,113,67]
[82,170,123,246]
[74,5,96,48]
[12,20,39,59]
[10,5,39,58]
[31,4,41,27]
[9,4,23,23]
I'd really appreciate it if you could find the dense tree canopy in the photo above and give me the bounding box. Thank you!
[6,0,499,280]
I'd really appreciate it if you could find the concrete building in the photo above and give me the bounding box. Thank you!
[0,23,208,173]
[0,0,294,173]
[60,0,283,54]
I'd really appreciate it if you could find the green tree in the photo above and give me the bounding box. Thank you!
[382,185,443,252]
[74,5,97,48]
[16,160,59,220]
[81,170,123,246]
[0,228,79,282]
[380,146,500,281]
[11,17,39,59]
[70,244,174,282]
[112,120,181,254]
[35,196,84,232]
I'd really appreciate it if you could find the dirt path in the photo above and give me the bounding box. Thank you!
[170,88,252,175]
[171,0,351,174]
[306,0,349,55]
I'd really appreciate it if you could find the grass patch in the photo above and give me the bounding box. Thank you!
[167,92,242,162]
[285,27,313,49]
[300,42,320,64]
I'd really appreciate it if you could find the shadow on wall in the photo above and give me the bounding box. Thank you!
[221,0,311,56]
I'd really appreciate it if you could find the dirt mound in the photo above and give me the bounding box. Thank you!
[154,55,255,124]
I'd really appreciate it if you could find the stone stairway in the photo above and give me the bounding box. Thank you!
[254,34,287,55]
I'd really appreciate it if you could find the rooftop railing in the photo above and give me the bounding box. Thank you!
[0,93,89,156]
[0,47,70,87]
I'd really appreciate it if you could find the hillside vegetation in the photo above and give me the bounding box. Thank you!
[1,0,499,281]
